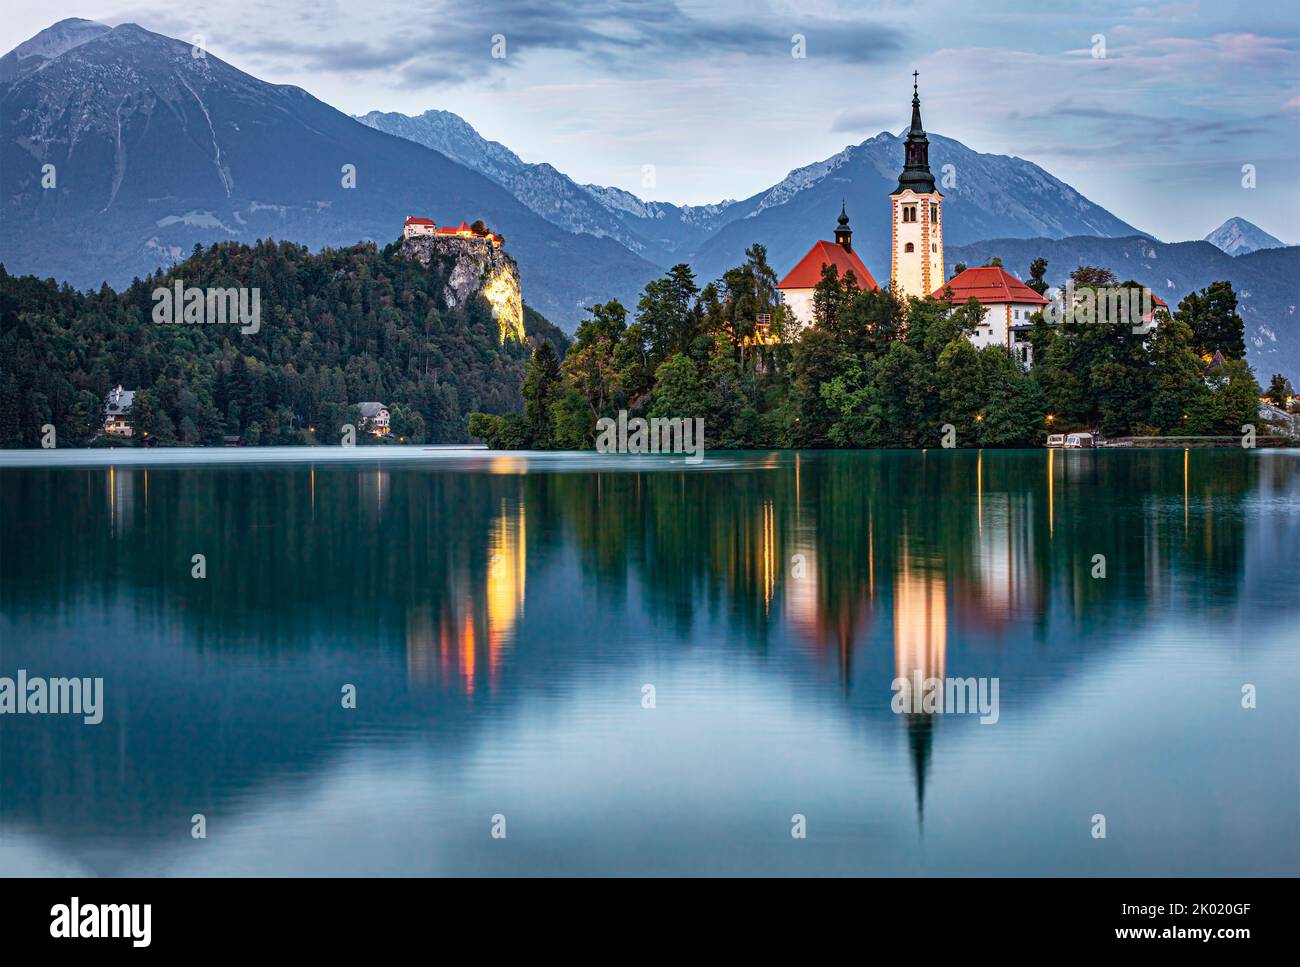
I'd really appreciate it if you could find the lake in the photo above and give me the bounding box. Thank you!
[1,447,1297,875]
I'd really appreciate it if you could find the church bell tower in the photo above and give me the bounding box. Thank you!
[890,72,944,299]
[834,201,853,251]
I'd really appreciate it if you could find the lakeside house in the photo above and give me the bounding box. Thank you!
[103,385,136,437]
[357,402,391,437]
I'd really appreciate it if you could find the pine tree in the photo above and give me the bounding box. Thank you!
[521,342,561,448]
[1148,315,1207,432]
[1264,373,1294,408]
[1026,258,1049,295]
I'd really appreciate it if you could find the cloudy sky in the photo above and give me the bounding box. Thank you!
[4,1,1297,242]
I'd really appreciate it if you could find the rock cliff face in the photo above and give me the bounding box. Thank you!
[401,234,524,343]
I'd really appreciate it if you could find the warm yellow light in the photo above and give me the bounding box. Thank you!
[483,268,524,343]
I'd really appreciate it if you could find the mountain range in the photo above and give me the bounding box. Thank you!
[0,20,660,324]
[355,109,741,268]
[2,19,1296,377]
[357,109,1146,281]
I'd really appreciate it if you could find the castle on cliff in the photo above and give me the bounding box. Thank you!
[403,215,504,248]
[400,216,523,344]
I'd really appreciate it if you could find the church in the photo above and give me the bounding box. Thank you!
[773,203,879,326]
[776,74,1037,358]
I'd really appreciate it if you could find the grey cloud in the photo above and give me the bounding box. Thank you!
[830,109,896,134]
[221,0,903,87]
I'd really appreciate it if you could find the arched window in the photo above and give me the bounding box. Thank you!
[904,242,914,253]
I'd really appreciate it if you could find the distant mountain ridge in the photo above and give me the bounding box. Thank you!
[356,109,742,265]
[343,110,1299,377]
[946,235,1299,377]
[0,21,662,326]
[360,109,1145,279]
[1204,217,1285,256]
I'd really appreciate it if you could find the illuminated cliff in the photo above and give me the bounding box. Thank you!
[401,233,525,343]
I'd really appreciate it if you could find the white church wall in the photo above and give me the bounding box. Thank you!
[781,289,816,334]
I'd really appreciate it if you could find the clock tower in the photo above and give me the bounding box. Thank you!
[890,73,944,299]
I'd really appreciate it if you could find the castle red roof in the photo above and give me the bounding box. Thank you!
[932,266,1049,305]
[404,216,435,226]
[777,241,879,291]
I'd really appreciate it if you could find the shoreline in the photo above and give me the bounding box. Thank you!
[2,443,1296,469]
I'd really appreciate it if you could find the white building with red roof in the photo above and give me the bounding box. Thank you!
[776,204,879,333]
[932,265,1050,365]
[403,215,437,238]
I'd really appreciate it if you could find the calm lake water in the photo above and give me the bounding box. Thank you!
[1,448,1297,876]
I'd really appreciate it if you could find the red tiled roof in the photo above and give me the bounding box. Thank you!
[1140,293,1170,323]
[932,266,1049,305]
[777,241,880,291]
[404,216,435,226]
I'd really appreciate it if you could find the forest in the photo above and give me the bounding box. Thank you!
[471,247,1277,451]
[0,238,565,447]
[0,238,1281,451]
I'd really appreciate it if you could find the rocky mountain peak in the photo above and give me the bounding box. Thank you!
[1204,217,1285,257]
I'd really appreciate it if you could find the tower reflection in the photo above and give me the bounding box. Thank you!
[893,537,947,829]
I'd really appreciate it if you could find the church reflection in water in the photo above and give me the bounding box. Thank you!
[396,448,1256,722]
[0,446,1285,872]
[387,448,1262,826]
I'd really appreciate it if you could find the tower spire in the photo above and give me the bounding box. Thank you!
[889,70,944,299]
[911,70,923,133]
[834,200,852,251]
[894,70,936,195]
